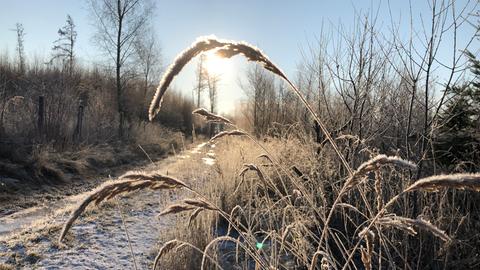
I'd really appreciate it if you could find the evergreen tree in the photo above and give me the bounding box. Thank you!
[435,53,480,171]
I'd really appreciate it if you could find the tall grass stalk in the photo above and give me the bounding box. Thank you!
[148,36,352,175]
[341,173,480,269]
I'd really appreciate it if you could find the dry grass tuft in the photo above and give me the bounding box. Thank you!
[405,173,480,193]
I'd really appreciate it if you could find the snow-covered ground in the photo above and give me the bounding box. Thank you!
[0,141,216,269]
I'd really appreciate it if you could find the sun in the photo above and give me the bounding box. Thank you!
[203,51,229,75]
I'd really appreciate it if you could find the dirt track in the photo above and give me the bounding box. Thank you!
[0,142,216,269]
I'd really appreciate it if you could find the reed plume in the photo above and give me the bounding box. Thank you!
[378,215,451,242]
[158,204,195,216]
[405,173,480,193]
[148,35,351,174]
[378,215,417,236]
[256,153,273,163]
[160,198,217,217]
[310,251,331,270]
[188,208,204,226]
[345,155,416,191]
[359,228,375,270]
[153,240,181,270]
[59,172,189,242]
[201,236,266,270]
[239,164,265,182]
[149,36,285,121]
[120,171,190,189]
[153,239,224,270]
[210,130,247,141]
[192,108,232,124]
[318,154,416,251]
[182,198,217,210]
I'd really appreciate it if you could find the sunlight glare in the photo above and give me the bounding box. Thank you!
[204,51,229,75]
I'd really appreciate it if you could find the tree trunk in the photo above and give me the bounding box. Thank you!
[37,95,45,141]
[116,0,124,138]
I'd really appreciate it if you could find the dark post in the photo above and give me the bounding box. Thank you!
[208,122,214,138]
[192,122,196,143]
[75,104,84,141]
[37,96,45,137]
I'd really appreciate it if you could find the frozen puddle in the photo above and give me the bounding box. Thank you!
[201,143,217,165]
[190,142,207,154]
[202,157,216,166]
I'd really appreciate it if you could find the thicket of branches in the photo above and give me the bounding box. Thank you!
[239,0,479,175]
[143,2,480,268]
[0,13,194,150]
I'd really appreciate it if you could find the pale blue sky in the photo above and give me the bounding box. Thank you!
[0,1,478,113]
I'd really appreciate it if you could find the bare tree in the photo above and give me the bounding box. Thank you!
[134,31,162,118]
[206,73,219,114]
[11,23,26,74]
[194,54,207,108]
[51,15,77,75]
[241,65,277,137]
[88,0,153,137]
[206,71,219,136]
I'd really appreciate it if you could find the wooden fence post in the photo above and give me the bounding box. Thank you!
[37,95,44,139]
[74,104,84,141]
[192,122,196,143]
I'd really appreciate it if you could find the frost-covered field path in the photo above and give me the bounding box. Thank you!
[0,142,217,269]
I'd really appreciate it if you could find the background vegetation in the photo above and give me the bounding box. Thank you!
[1,0,479,269]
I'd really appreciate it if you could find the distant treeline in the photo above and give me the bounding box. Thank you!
[0,54,195,148]
[0,6,197,149]
[235,8,480,175]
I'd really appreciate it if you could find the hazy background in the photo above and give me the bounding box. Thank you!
[2,0,477,113]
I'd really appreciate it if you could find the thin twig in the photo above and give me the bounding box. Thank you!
[116,199,138,270]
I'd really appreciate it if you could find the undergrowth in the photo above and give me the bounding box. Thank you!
[57,36,480,270]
